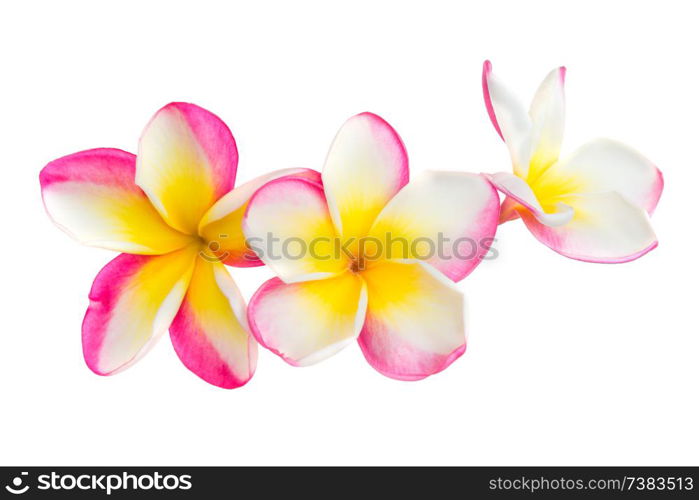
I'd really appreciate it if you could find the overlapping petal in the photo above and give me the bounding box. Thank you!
[519,191,657,263]
[527,66,566,179]
[358,261,466,381]
[170,259,257,389]
[136,102,237,234]
[248,273,367,366]
[482,61,533,176]
[322,112,409,242]
[487,172,574,227]
[40,148,193,254]
[367,171,500,281]
[82,244,198,375]
[243,176,348,282]
[199,168,322,267]
[536,138,664,214]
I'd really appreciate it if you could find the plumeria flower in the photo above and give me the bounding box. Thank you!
[482,61,663,262]
[243,112,500,380]
[40,102,317,388]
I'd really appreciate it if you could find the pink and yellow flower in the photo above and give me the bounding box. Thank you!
[482,61,663,262]
[40,102,315,388]
[243,112,501,380]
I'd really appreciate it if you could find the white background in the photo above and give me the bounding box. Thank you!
[1,0,697,466]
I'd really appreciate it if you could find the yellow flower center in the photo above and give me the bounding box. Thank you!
[524,159,582,214]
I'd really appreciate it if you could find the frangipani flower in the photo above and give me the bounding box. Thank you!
[482,61,664,262]
[243,112,500,380]
[40,102,316,388]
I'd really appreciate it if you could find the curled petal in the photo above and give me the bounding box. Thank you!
[487,172,573,227]
[528,66,566,179]
[136,102,237,234]
[368,171,500,281]
[539,138,663,214]
[243,176,349,283]
[482,61,533,176]
[322,112,409,241]
[358,261,466,381]
[40,148,193,254]
[82,245,198,376]
[248,273,367,366]
[520,191,658,263]
[199,168,322,267]
[170,259,256,389]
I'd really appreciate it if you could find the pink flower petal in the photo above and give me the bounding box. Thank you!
[368,171,501,282]
[481,61,533,176]
[358,261,466,381]
[199,168,322,267]
[322,112,409,240]
[528,66,566,174]
[83,245,198,375]
[487,172,574,227]
[136,102,238,234]
[248,273,367,366]
[170,260,256,389]
[40,148,193,254]
[243,176,349,283]
[520,191,658,263]
[543,138,664,215]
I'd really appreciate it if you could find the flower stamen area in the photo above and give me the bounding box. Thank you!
[349,256,366,274]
